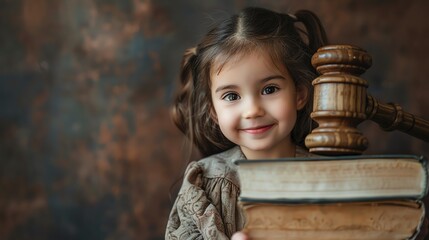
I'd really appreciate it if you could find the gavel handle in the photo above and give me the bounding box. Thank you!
[366,95,429,141]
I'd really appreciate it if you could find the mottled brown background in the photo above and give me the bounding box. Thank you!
[1,0,428,239]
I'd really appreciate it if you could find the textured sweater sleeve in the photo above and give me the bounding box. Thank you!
[165,160,243,240]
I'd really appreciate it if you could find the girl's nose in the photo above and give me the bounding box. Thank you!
[242,100,265,119]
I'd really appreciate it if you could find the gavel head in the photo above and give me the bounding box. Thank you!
[305,45,373,155]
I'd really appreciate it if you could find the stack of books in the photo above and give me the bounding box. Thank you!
[235,154,428,240]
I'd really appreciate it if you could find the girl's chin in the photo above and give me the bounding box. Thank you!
[240,146,277,157]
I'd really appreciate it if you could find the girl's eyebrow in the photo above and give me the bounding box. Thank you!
[215,84,238,93]
[260,75,285,83]
[214,75,286,93]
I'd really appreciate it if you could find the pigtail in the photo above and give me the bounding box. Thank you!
[285,10,328,148]
[172,46,235,158]
[295,10,329,52]
[171,47,197,150]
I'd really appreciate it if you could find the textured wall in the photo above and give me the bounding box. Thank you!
[1,0,428,239]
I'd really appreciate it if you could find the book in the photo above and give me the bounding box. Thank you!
[241,200,425,240]
[235,154,428,203]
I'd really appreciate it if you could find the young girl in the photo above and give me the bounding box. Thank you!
[166,6,327,239]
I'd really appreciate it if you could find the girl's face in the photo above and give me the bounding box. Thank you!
[210,51,307,159]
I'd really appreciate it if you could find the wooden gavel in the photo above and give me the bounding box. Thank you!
[305,45,429,155]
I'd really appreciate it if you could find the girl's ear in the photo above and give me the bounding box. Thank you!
[296,85,309,110]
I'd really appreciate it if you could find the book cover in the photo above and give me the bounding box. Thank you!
[241,201,425,240]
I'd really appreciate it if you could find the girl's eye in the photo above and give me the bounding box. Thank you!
[262,86,279,95]
[222,92,240,102]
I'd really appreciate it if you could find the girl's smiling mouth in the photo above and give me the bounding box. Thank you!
[241,124,275,134]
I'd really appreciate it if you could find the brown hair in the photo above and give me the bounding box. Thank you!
[172,7,328,157]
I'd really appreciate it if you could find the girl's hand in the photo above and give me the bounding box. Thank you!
[231,231,249,240]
